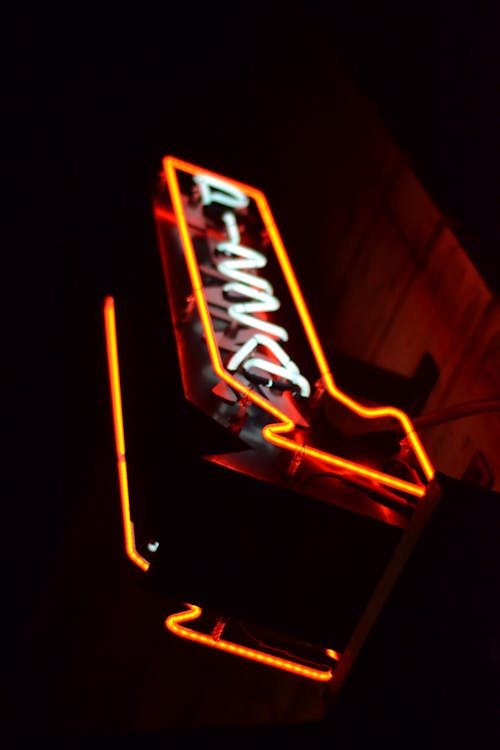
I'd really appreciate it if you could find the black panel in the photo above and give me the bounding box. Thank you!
[144,460,401,650]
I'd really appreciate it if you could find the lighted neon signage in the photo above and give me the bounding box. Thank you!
[104,294,338,681]
[104,155,436,683]
[165,605,337,682]
[156,156,434,498]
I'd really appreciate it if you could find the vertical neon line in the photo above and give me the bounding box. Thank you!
[103,296,150,572]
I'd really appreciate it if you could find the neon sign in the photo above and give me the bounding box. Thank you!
[104,294,338,681]
[104,155,436,683]
[165,605,336,682]
[155,156,434,501]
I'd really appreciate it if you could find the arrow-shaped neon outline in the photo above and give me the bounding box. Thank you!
[162,156,435,501]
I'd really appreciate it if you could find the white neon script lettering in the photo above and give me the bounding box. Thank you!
[226,334,311,397]
[217,212,287,340]
[221,210,241,244]
[193,174,250,210]
[222,281,288,341]
[217,242,273,292]
[217,242,279,296]
[197,174,311,397]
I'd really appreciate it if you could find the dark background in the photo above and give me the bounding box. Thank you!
[9,1,500,745]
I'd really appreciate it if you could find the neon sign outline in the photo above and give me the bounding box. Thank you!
[165,604,335,682]
[104,156,436,683]
[161,156,435,499]
[103,295,337,681]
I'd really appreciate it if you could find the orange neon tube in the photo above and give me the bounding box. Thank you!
[103,296,150,572]
[162,156,435,500]
[165,604,334,682]
[103,294,335,682]
[326,648,341,661]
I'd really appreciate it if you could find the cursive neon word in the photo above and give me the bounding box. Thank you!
[193,173,250,210]
[207,199,309,395]
[226,333,311,397]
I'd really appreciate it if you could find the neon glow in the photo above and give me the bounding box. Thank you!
[103,296,150,572]
[161,156,435,499]
[325,648,341,661]
[216,211,287,337]
[103,296,337,680]
[165,604,334,682]
[104,157,437,684]
[104,295,333,681]
[227,333,311,397]
[104,293,341,680]
[224,281,288,340]
[221,210,243,245]
[217,243,274,293]
[193,172,250,209]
